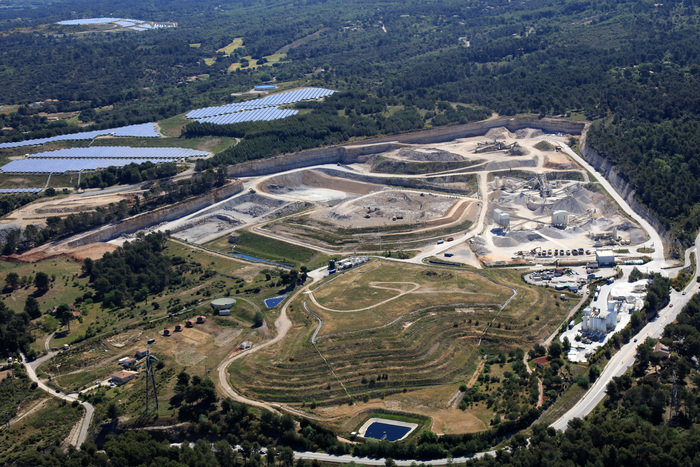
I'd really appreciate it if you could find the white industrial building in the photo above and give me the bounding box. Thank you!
[595,250,615,267]
[581,306,618,333]
[552,210,568,227]
[493,208,510,229]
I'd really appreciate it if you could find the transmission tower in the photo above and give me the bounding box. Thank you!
[145,338,159,413]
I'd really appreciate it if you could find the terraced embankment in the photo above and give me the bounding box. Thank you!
[228,263,574,405]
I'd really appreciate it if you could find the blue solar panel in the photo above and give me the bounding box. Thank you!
[196,108,298,125]
[0,188,42,194]
[0,147,207,174]
[23,147,204,160]
[186,88,335,119]
[0,123,160,149]
[57,18,124,25]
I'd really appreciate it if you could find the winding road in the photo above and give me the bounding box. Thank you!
[20,351,94,448]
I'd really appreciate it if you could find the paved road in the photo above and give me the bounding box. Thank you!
[552,139,668,269]
[215,281,306,414]
[20,352,94,448]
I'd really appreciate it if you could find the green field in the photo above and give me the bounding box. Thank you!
[91,135,237,153]
[228,53,287,71]
[206,230,333,269]
[217,38,244,55]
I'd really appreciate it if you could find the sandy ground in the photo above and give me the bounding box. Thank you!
[313,190,463,229]
[2,191,135,228]
[315,384,489,435]
[8,241,118,263]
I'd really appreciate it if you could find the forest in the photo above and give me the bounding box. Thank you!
[1,0,700,461]
[4,0,695,241]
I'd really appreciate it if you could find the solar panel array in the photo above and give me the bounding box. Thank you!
[0,188,42,194]
[56,18,174,31]
[57,18,125,25]
[186,87,335,120]
[197,108,299,125]
[0,123,160,149]
[0,147,207,174]
[25,147,204,160]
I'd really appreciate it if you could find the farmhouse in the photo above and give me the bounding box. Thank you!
[653,342,670,359]
[111,370,138,385]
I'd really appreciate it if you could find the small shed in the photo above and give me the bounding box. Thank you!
[174,323,184,332]
[121,358,137,367]
[196,316,206,324]
[163,328,172,336]
[595,250,615,267]
[135,348,148,359]
[186,319,194,328]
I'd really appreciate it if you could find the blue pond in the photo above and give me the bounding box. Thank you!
[264,295,288,308]
[232,253,291,269]
[363,422,412,442]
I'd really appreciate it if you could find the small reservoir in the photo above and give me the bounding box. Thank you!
[264,295,288,308]
[358,418,418,442]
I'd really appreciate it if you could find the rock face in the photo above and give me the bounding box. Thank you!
[67,181,244,246]
[227,117,586,178]
[579,131,672,251]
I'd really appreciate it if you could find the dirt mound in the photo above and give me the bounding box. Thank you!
[493,236,520,248]
[551,195,588,215]
[515,129,545,139]
[508,231,545,243]
[485,127,514,140]
[7,241,117,263]
[483,158,536,171]
[537,226,568,239]
[397,148,465,162]
[261,169,378,196]
[509,145,530,156]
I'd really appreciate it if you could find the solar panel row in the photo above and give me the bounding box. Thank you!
[0,188,42,194]
[0,147,207,174]
[2,158,184,174]
[24,147,205,160]
[57,18,132,25]
[196,108,298,125]
[0,123,160,149]
[186,87,335,119]
[116,20,144,27]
